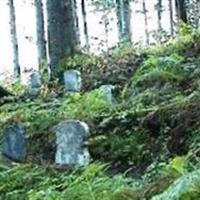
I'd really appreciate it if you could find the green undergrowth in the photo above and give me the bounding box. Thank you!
[0,88,113,132]
[0,163,131,200]
[0,89,114,162]
[1,158,200,200]
[151,169,200,200]
[1,28,200,199]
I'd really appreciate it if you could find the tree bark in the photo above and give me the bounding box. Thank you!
[8,0,20,79]
[81,0,89,52]
[72,0,80,46]
[35,0,47,64]
[116,0,131,42]
[169,0,174,36]
[194,0,200,28]
[175,0,187,23]
[47,0,78,77]
[142,0,149,44]
[157,0,162,31]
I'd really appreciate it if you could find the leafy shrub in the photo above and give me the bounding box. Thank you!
[0,163,130,200]
[59,89,114,120]
[109,42,139,63]
[133,54,184,85]
[150,26,200,57]
[3,80,26,96]
[59,54,104,74]
[151,169,200,200]
[120,54,186,110]
[90,128,153,167]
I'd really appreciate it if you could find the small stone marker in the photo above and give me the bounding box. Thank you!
[53,120,90,166]
[30,71,42,88]
[64,70,82,92]
[99,84,115,106]
[2,123,27,162]
[28,71,42,96]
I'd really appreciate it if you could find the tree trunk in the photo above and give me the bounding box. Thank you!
[8,0,20,79]
[72,0,80,46]
[157,0,162,31]
[35,0,47,64]
[194,0,200,28]
[47,0,78,77]
[175,0,187,23]
[103,11,109,52]
[116,0,131,42]
[142,0,149,44]
[169,0,174,36]
[81,0,89,52]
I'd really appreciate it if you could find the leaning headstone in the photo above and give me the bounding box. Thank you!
[2,123,27,162]
[28,71,42,96]
[99,84,115,106]
[53,120,90,166]
[64,70,81,92]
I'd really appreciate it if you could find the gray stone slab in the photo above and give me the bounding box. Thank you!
[2,123,27,162]
[28,71,41,96]
[64,70,81,92]
[30,71,42,88]
[99,84,115,106]
[53,120,90,166]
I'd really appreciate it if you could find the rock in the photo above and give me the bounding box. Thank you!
[99,84,115,106]
[2,123,27,162]
[53,120,91,166]
[30,71,42,88]
[64,70,81,92]
[28,88,41,97]
[28,71,41,96]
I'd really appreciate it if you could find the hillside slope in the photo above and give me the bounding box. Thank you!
[0,28,200,200]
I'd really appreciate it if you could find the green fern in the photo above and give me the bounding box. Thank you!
[151,169,200,200]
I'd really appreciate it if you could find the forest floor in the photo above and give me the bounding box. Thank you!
[0,27,200,199]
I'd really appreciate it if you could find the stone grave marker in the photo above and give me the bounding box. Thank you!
[53,120,91,166]
[64,70,81,92]
[2,123,27,162]
[99,84,115,106]
[28,71,42,96]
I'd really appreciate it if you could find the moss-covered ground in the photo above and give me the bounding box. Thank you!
[1,28,200,199]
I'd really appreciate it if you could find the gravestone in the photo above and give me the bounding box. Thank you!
[28,71,42,96]
[30,71,42,88]
[64,70,81,92]
[99,84,115,106]
[2,123,27,162]
[53,120,91,166]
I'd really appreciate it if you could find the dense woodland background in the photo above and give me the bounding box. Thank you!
[0,0,200,82]
[1,0,200,200]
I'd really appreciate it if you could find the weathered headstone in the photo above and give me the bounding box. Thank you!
[64,70,81,92]
[28,71,41,96]
[53,120,91,166]
[30,71,42,88]
[99,84,115,106]
[2,123,27,162]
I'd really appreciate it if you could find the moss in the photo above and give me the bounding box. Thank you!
[1,29,200,199]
